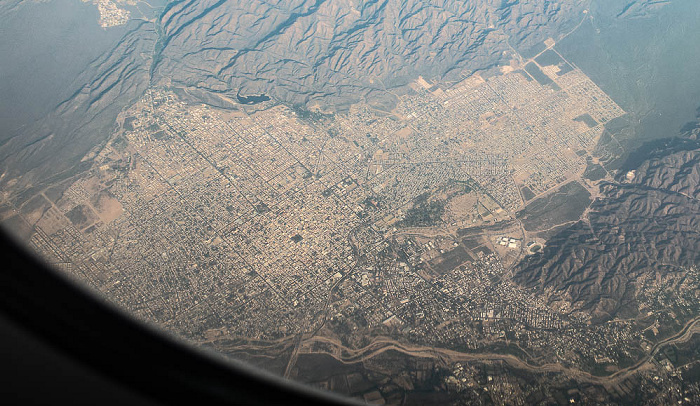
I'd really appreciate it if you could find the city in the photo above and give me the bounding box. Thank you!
[4,43,698,404]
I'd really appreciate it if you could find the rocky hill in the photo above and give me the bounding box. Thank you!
[152,0,583,110]
[515,124,700,321]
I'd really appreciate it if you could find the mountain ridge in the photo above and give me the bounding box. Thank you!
[515,123,700,322]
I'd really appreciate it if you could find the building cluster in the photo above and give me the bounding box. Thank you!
[83,0,131,28]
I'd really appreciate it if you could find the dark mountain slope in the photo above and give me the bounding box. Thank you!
[515,127,700,321]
